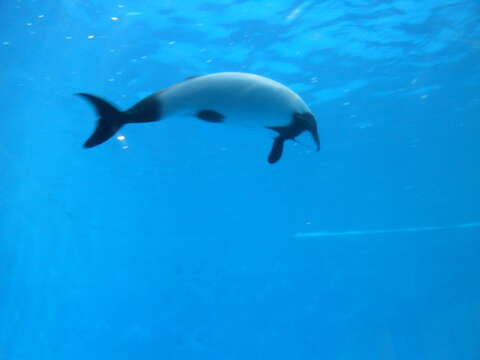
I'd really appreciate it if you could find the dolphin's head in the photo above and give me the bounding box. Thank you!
[297,112,320,151]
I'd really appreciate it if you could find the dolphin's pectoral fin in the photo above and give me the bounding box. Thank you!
[266,126,287,135]
[266,125,290,164]
[268,137,285,164]
[196,109,225,123]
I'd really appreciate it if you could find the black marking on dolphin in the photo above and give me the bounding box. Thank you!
[196,109,225,122]
[77,92,162,148]
[266,112,320,164]
[77,72,320,163]
[77,93,125,148]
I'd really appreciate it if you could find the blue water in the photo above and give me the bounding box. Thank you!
[1,1,479,359]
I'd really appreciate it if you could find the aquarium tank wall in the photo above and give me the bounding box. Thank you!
[0,1,479,359]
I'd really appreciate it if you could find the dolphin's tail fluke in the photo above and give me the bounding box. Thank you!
[77,93,127,148]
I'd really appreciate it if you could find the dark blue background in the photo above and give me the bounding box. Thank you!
[1,1,479,359]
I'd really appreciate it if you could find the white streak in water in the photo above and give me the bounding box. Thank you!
[285,1,312,23]
[295,222,480,238]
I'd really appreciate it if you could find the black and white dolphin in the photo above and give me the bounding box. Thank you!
[77,72,320,163]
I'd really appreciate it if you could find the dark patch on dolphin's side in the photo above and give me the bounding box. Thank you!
[196,109,225,122]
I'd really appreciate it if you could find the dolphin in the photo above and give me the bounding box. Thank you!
[77,72,320,163]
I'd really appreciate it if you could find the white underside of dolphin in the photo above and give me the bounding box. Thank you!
[77,72,320,164]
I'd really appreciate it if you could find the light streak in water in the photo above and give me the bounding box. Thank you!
[295,222,480,238]
[285,1,313,23]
